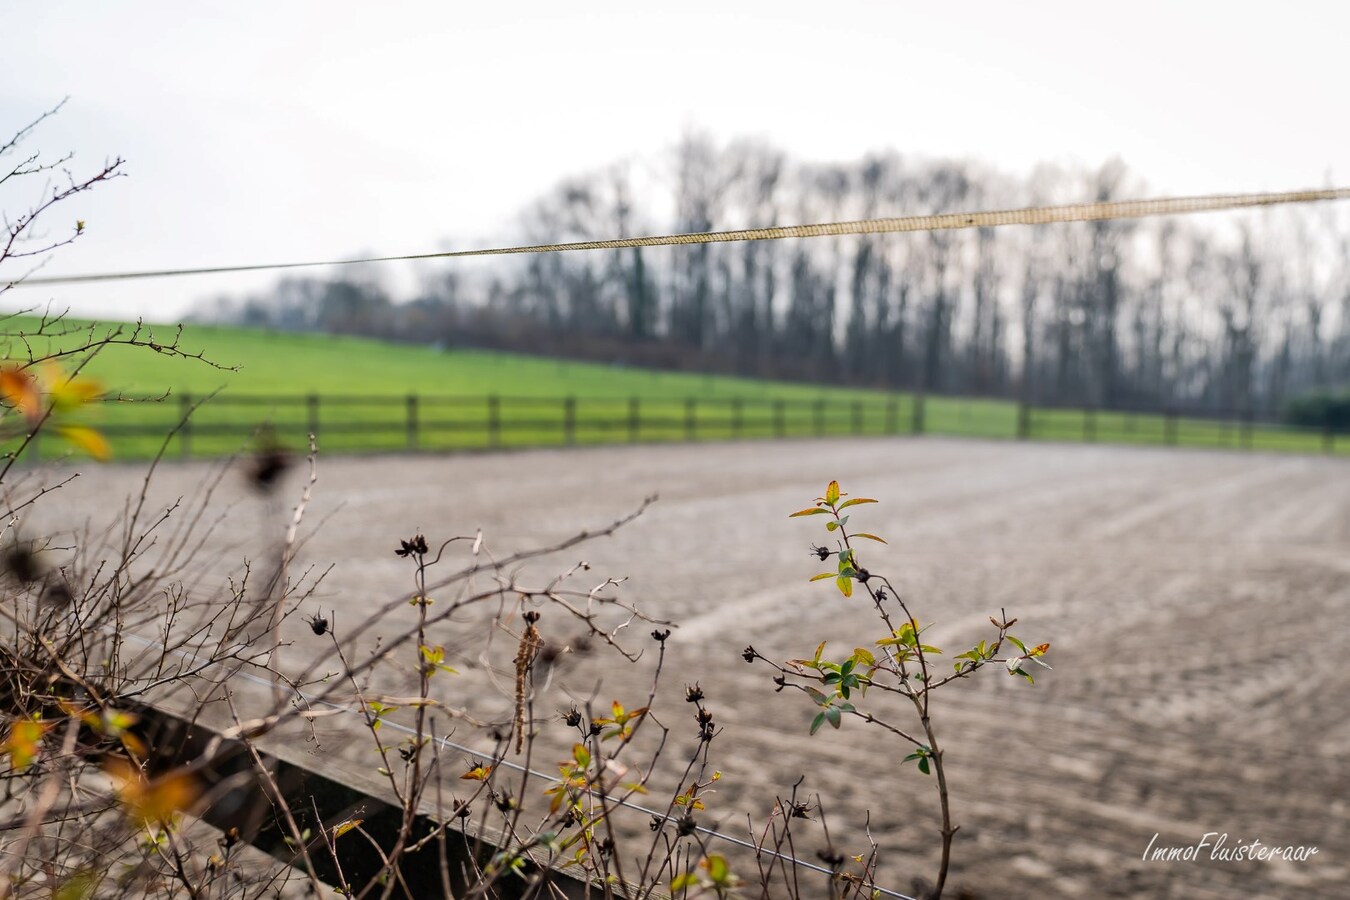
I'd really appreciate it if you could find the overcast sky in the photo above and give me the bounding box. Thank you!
[4,1,1349,321]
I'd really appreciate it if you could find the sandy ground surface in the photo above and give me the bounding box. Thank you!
[18,436,1350,898]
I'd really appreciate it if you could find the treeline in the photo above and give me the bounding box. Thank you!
[196,136,1350,415]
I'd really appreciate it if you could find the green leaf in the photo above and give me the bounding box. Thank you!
[53,870,97,900]
[789,507,830,517]
[837,498,877,510]
[917,757,930,775]
[836,576,853,598]
[810,712,826,735]
[825,706,842,729]
[826,521,839,532]
[1006,636,1029,655]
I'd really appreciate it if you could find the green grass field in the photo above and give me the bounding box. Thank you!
[2,319,1344,460]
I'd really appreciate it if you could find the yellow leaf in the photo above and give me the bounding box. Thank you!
[788,507,829,517]
[331,818,363,840]
[57,425,111,461]
[42,363,102,412]
[824,480,841,505]
[838,498,877,510]
[836,575,853,598]
[853,532,888,544]
[3,718,49,771]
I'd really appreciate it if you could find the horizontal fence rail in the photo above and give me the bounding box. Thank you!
[13,392,1348,461]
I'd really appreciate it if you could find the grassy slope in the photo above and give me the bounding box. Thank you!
[63,322,876,400]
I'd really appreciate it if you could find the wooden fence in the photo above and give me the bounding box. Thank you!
[21,392,1347,460]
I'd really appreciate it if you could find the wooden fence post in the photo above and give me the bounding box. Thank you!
[885,397,898,434]
[1017,400,1030,440]
[774,399,786,437]
[406,393,418,450]
[563,397,576,446]
[179,392,193,458]
[306,394,320,443]
[732,398,743,438]
[1164,408,1178,446]
[1084,407,1096,443]
[852,400,863,435]
[627,397,639,443]
[487,395,501,448]
[684,398,696,441]
[813,398,825,436]
[912,393,926,435]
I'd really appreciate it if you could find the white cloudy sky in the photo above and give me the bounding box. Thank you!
[4,1,1349,320]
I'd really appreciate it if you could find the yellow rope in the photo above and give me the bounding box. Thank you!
[11,187,1350,288]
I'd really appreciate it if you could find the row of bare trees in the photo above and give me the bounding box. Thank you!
[200,135,1350,416]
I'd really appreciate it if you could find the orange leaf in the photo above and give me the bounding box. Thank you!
[0,368,43,423]
[853,532,888,544]
[106,759,199,824]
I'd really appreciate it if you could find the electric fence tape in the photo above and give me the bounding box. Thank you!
[10,187,1350,289]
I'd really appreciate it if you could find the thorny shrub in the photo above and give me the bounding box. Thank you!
[0,106,1051,900]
